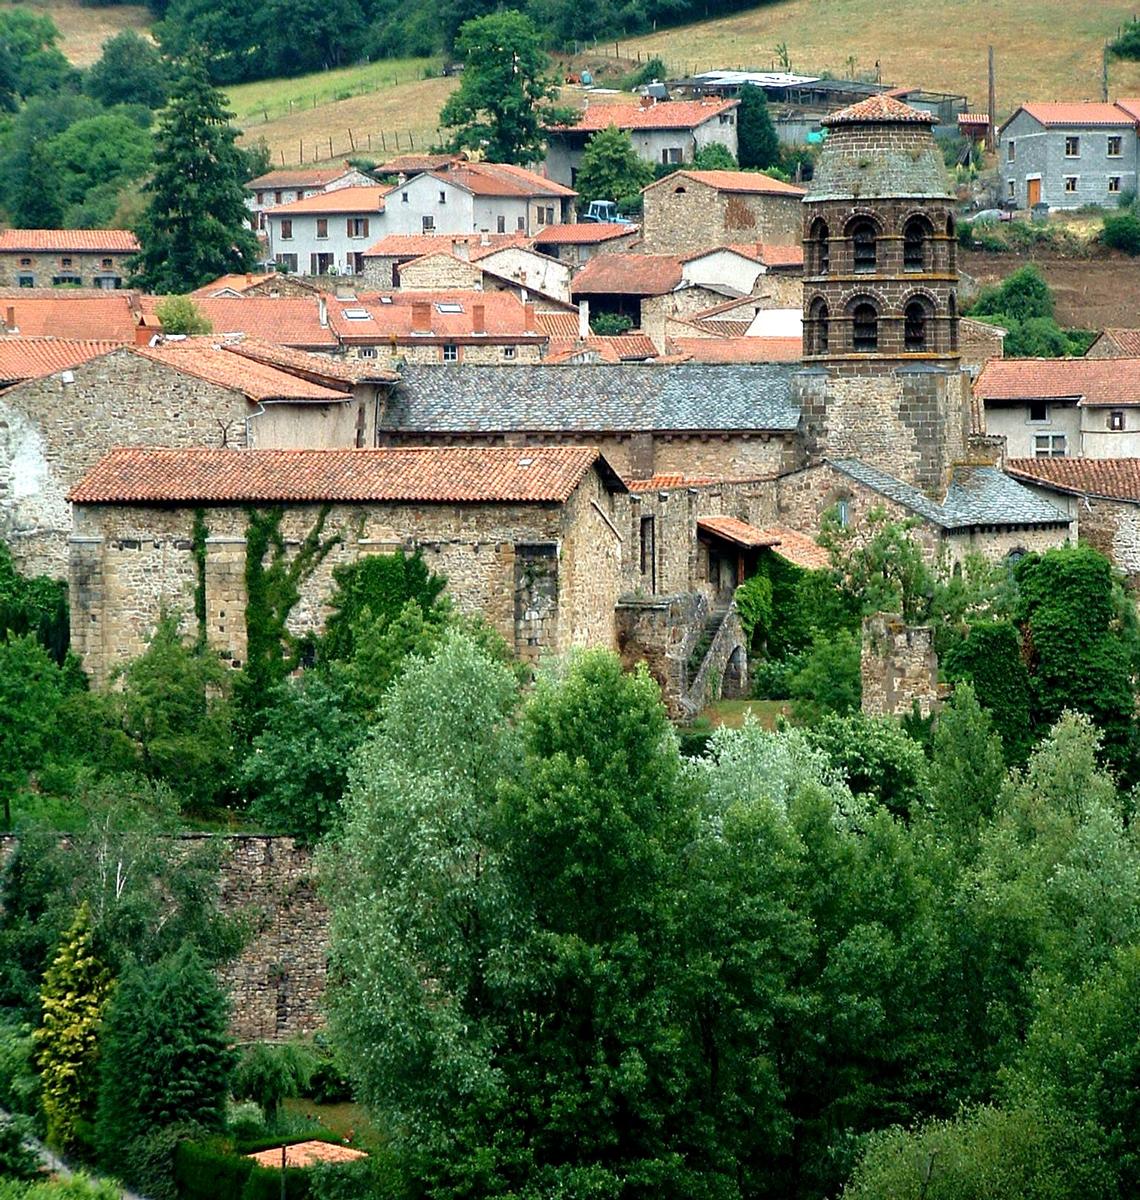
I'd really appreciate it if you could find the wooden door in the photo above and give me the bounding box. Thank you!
[1027,178,1041,207]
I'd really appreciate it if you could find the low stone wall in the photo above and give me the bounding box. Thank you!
[616,592,705,717]
[861,612,938,717]
[686,603,748,715]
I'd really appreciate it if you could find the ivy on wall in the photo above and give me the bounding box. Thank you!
[191,509,209,650]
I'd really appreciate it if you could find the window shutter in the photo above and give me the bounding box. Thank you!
[347,218,353,237]
[362,218,369,237]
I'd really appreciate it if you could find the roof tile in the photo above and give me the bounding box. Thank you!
[0,229,139,253]
[668,336,801,363]
[548,99,738,133]
[975,357,1140,406]
[1005,457,1140,502]
[0,337,122,385]
[268,185,391,216]
[0,292,141,341]
[533,223,638,244]
[825,95,937,125]
[651,169,805,196]
[1018,102,1139,127]
[571,254,683,296]
[245,1142,368,1169]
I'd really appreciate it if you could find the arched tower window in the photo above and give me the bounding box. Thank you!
[903,216,933,271]
[904,297,933,351]
[851,300,878,352]
[849,218,877,272]
[948,291,959,351]
[946,213,957,272]
[809,217,830,274]
[808,295,829,353]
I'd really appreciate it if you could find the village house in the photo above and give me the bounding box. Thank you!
[264,185,392,276]
[375,152,467,181]
[998,101,1140,209]
[543,99,740,187]
[1086,328,1140,357]
[0,290,147,341]
[192,273,320,299]
[974,357,1140,459]
[638,170,806,254]
[531,223,641,268]
[393,244,575,308]
[0,336,397,576]
[360,232,530,288]
[381,161,576,237]
[245,165,377,230]
[0,230,139,290]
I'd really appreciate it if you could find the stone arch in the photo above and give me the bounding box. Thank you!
[902,213,934,271]
[722,643,748,699]
[846,215,880,273]
[902,288,938,351]
[808,215,830,274]
[806,293,830,354]
[846,293,880,352]
[948,290,959,351]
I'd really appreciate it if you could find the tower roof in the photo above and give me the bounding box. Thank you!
[823,94,938,127]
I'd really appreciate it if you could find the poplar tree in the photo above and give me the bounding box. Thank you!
[737,82,780,170]
[131,55,259,293]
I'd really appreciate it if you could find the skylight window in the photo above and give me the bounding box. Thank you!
[517,456,534,467]
[379,295,393,304]
[436,302,464,313]
[342,308,372,320]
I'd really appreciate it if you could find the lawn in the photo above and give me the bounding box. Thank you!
[702,698,789,729]
[281,1098,378,1148]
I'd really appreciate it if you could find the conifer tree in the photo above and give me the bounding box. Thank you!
[131,55,259,293]
[35,902,112,1151]
[737,83,780,170]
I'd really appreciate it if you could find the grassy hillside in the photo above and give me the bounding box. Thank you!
[616,0,1140,118]
[0,0,149,65]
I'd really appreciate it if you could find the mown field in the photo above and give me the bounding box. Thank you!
[0,0,149,64]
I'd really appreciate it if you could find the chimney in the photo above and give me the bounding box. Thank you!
[472,303,485,335]
[452,239,470,261]
[318,295,328,328]
[245,272,253,284]
[480,231,490,247]
[578,299,590,341]
[524,302,536,333]
[4,305,14,331]
[412,301,431,334]
[134,323,152,346]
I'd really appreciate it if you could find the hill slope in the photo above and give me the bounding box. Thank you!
[0,1,149,65]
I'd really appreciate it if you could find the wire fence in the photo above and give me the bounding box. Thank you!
[282,126,445,166]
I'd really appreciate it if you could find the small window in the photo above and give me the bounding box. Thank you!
[517,216,526,231]
[422,215,435,231]
[852,301,878,352]
[1108,135,1123,157]
[19,257,31,267]
[442,344,459,362]
[61,257,72,267]
[836,498,850,528]
[1110,410,1125,431]
[673,185,686,194]
[662,147,682,164]
[1028,401,1049,423]
[1034,434,1067,458]
[1109,176,1122,194]
[436,302,464,313]
[497,215,505,233]
[17,274,34,287]
[1064,136,1080,157]
[1007,140,1015,162]
[256,191,265,204]
[640,516,655,578]
[359,346,378,359]
[1064,176,1078,193]
[275,253,298,272]
[502,346,517,359]
[439,190,447,203]
[808,295,829,354]
[280,219,293,240]
[347,217,369,238]
[545,206,554,225]
[342,308,372,320]
[809,217,829,274]
[101,258,113,269]
[275,191,283,203]
[537,207,546,225]
[316,218,328,238]
[402,192,409,203]
[1007,179,1016,199]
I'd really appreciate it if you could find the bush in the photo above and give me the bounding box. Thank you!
[751,651,806,700]
[788,629,861,722]
[620,56,668,90]
[1109,19,1140,60]
[589,311,634,336]
[0,1114,41,1182]
[1103,211,1140,255]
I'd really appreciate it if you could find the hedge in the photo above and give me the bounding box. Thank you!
[174,1139,318,1200]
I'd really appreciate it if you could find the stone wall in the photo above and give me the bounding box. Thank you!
[861,612,938,717]
[397,254,483,291]
[345,341,545,365]
[1055,492,1140,579]
[0,250,131,289]
[959,316,1005,374]
[944,522,1071,565]
[615,592,705,716]
[639,179,802,254]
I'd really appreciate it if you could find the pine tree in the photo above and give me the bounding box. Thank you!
[131,54,260,292]
[737,83,780,170]
[35,902,112,1151]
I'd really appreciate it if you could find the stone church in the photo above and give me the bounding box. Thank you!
[63,95,1070,710]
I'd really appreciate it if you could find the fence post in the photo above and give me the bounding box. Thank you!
[328,137,333,159]
[348,129,355,150]
[299,140,304,163]
[380,131,386,150]
[395,131,401,150]
[409,131,415,148]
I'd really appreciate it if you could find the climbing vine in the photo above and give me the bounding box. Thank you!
[237,505,341,737]
[191,508,209,649]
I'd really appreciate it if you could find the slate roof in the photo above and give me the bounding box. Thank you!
[975,357,1140,406]
[1004,457,1140,503]
[0,229,139,253]
[830,459,1070,528]
[70,445,624,504]
[0,337,123,385]
[547,99,737,133]
[386,363,800,433]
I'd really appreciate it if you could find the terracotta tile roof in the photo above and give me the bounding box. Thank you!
[545,334,658,362]
[627,473,719,491]
[975,357,1140,406]
[0,293,141,341]
[533,222,637,244]
[1017,102,1139,128]
[536,311,581,338]
[698,516,782,548]
[690,319,750,337]
[548,99,738,133]
[377,153,465,175]
[245,1142,369,1169]
[0,228,139,253]
[669,336,801,363]
[1004,457,1140,503]
[1117,97,1140,121]
[758,526,832,571]
[434,161,576,198]
[363,232,527,259]
[655,169,806,196]
[142,296,337,348]
[132,338,350,403]
[0,337,122,385]
[825,95,937,125]
[221,336,399,384]
[327,291,544,343]
[268,185,390,216]
[691,294,768,320]
[192,273,310,296]
[1089,329,1140,357]
[958,112,989,126]
[70,445,619,504]
[248,168,357,190]
[571,254,683,296]
[465,234,537,262]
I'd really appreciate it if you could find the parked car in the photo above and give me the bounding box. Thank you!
[963,208,1015,225]
[580,200,635,225]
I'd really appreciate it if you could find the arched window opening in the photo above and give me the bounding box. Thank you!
[903,216,931,271]
[673,185,687,194]
[904,299,930,351]
[808,296,829,354]
[810,217,830,274]
[948,292,959,351]
[850,219,877,272]
[852,301,878,352]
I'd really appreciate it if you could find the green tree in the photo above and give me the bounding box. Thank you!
[46,113,154,212]
[35,904,112,1152]
[736,82,780,169]
[573,125,654,207]
[0,543,69,662]
[692,141,737,169]
[96,944,234,1186]
[131,55,260,292]
[971,264,1054,323]
[84,30,170,110]
[0,634,66,830]
[788,628,861,721]
[439,11,570,164]
[153,295,212,334]
[943,621,1033,764]
[232,1042,316,1126]
[0,10,76,100]
[1102,210,1140,255]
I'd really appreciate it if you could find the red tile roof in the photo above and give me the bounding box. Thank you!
[0,337,122,385]
[627,474,720,491]
[759,526,832,570]
[1089,329,1140,357]
[377,153,466,175]
[0,229,139,253]
[326,291,544,343]
[652,169,805,197]
[248,167,358,190]
[245,1142,368,1169]
[1005,457,1140,503]
[975,357,1140,406]
[545,334,658,362]
[143,296,337,348]
[221,336,399,383]
[668,336,801,363]
[1017,102,1139,127]
[1117,97,1140,121]
[691,319,751,337]
[268,185,390,216]
[825,95,937,125]
[434,161,576,198]
[70,445,616,504]
[0,292,141,341]
[571,253,682,296]
[132,338,350,402]
[364,232,526,259]
[192,273,310,296]
[549,99,738,133]
[698,516,782,548]
[533,222,637,244]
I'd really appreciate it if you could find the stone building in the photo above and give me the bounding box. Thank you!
[0,229,139,290]
[639,170,806,254]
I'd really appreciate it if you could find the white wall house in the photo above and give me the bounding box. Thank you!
[246,166,376,230]
[264,186,391,276]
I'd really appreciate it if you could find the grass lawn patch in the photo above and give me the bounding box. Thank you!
[281,1099,378,1149]
[702,699,789,729]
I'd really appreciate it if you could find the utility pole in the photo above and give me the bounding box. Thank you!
[986,46,996,153]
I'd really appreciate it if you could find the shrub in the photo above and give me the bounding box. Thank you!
[943,620,1033,764]
[154,296,212,335]
[1109,18,1140,60]
[589,311,634,336]
[788,629,861,722]
[1103,211,1140,255]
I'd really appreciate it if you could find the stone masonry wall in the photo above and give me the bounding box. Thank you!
[640,180,802,254]
[861,612,939,717]
[396,254,483,291]
[344,342,545,365]
[0,250,131,288]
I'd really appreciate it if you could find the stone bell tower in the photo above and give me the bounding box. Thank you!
[795,94,970,493]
